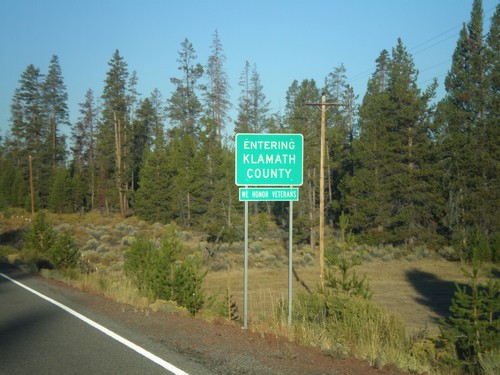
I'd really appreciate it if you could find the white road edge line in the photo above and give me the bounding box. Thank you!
[0,272,189,375]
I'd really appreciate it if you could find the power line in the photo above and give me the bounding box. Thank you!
[346,5,497,93]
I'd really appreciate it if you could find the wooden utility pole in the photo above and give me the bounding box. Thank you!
[304,93,343,288]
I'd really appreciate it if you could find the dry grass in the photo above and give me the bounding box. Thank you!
[0,209,486,336]
[204,257,472,335]
[3,209,497,373]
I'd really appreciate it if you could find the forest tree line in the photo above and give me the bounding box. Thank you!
[0,1,498,262]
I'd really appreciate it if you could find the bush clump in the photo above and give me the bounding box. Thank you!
[124,235,206,316]
[23,211,80,269]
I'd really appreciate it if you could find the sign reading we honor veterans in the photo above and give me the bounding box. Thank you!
[235,133,303,186]
[239,187,299,201]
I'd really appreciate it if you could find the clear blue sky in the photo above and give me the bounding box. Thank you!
[0,0,498,137]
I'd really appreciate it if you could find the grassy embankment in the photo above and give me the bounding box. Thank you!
[1,209,496,373]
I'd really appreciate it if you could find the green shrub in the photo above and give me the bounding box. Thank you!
[215,288,240,321]
[23,211,57,259]
[49,232,80,269]
[125,235,207,316]
[325,212,372,299]
[22,212,81,269]
[173,254,206,316]
[125,236,181,301]
[0,245,17,260]
[440,261,500,373]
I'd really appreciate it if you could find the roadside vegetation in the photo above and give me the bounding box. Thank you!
[1,208,498,374]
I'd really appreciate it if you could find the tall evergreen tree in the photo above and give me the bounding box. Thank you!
[98,49,130,216]
[167,131,208,227]
[48,167,72,213]
[9,64,47,208]
[42,55,69,169]
[133,128,172,223]
[72,89,98,209]
[205,30,231,144]
[324,64,355,222]
[384,39,440,245]
[202,138,240,242]
[10,64,45,162]
[167,38,204,137]
[132,90,165,191]
[438,0,498,252]
[235,62,270,133]
[343,41,441,246]
[249,63,270,132]
[341,50,392,242]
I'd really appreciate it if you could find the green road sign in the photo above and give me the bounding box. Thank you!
[235,133,303,186]
[239,187,299,201]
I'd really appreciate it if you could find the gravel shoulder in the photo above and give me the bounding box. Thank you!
[17,268,408,374]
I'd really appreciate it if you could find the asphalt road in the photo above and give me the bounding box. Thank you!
[0,264,214,375]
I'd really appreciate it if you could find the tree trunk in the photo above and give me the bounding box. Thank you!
[52,111,57,169]
[114,111,126,218]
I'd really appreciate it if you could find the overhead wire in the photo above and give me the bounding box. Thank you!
[347,5,497,93]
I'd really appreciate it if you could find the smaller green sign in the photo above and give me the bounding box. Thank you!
[239,187,299,201]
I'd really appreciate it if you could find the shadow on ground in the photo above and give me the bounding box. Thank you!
[405,269,463,325]
[0,228,24,247]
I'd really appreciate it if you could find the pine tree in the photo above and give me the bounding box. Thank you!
[235,62,270,133]
[440,261,500,372]
[11,169,27,208]
[235,61,252,133]
[72,89,98,209]
[167,38,204,137]
[99,49,130,216]
[173,254,206,316]
[8,64,54,208]
[438,0,498,252]
[124,236,182,301]
[384,39,440,245]
[127,70,141,191]
[49,232,80,269]
[324,64,356,222]
[203,142,240,242]
[23,211,57,260]
[343,42,441,246]
[341,50,392,242]
[131,91,163,191]
[133,128,172,223]
[0,156,16,208]
[249,63,270,132]
[205,30,231,144]
[10,64,45,162]
[167,131,209,227]
[484,4,500,254]
[48,168,72,214]
[42,55,69,169]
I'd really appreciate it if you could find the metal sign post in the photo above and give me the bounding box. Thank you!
[244,199,249,329]
[236,133,303,329]
[288,198,293,326]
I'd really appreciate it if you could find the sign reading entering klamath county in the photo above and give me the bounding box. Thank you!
[235,133,303,186]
